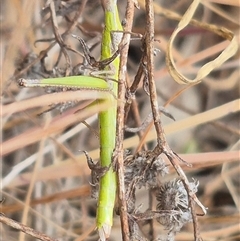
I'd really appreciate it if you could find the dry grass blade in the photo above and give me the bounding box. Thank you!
[1,98,113,156]
[124,99,240,151]
[2,0,239,240]
[4,150,238,191]
[0,213,59,241]
[2,90,113,116]
[165,0,238,84]
[204,0,240,7]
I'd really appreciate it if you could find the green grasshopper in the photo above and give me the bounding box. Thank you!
[18,35,121,113]
[18,34,121,92]
[18,2,123,240]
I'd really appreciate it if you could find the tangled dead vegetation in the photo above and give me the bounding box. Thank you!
[1,0,239,241]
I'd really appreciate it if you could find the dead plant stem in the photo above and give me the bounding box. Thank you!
[144,0,166,147]
[114,1,136,240]
[144,0,205,240]
[0,213,59,241]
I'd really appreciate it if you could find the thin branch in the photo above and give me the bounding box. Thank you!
[124,55,145,122]
[49,0,72,76]
[0,213,59,241]
[125,106,175,133]
[144,0,166,147]
[12,42,57,81]
[114,1,136,241]
[144,1,206,240]
[63,0,88,36]
[124,57,148,151]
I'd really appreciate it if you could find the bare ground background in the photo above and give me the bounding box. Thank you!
[1,0,240,241]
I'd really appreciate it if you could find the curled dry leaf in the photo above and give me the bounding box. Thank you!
[165,0,238,85]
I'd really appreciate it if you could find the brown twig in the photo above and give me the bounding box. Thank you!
[188,198,203,241]
[144,0,166,147]
[114,1,136,241]
[49,0,72,76]
[124,55,145,121]
[129,98,148,151]
[0,213,59,241]
[144,0,206,240]
[12,42,57,81]
[63,0,88,36]
[124,56,148,151]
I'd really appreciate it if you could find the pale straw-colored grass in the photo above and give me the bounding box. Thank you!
[1,0,239,240]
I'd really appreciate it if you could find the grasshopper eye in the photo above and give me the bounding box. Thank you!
[17,78,25,87]
[17,78,40,87]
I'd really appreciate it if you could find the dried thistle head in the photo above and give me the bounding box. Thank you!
[156,179,199,233]
[124,152,169,189]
